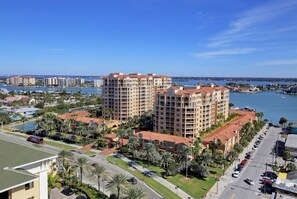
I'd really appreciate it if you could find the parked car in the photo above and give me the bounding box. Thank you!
[260,179,273,185]
[143,170,154,177]
[128,161,137,166]
[76,195,87,199]
[114,154,123,158]
[241,159,248,166]
[127,177,138,185]
[61,188,74,196]
[91,163,98,167]
[236,166,242,172]
[27,135,44,144]
[244,178,255,185]
[245,154,251,159]
[232,171,240,178]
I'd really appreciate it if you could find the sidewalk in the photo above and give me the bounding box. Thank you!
[206,125,268,199]
[120,156,192,199]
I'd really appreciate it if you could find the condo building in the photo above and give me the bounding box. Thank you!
[7,76,36,86]
[102,72,172,121]
[43,77,85,87]
[154,85,229,138]
[93,79,104,88]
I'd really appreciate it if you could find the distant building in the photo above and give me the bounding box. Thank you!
[43,77,85,87]
[0,139,57,199]
[102,72,172,121]
[284,134,297,157]
[93,79,103,88]
[7,76,36,86]
[154,85,229,138]
[285,86,297,94]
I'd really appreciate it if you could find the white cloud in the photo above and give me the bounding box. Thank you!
[194,48,256,58]
[207,0,297,48]
[257,59,297,66]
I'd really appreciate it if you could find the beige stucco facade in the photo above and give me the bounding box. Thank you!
[103,73,172,121]
[154,85,229,138]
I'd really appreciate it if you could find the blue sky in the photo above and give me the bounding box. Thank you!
[0,0,296,77]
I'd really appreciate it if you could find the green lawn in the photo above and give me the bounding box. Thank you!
[166,174,216,199]
[120,157,223,199]
[44,140,77,150]
[107,156,181,199]
[84,151,97,156]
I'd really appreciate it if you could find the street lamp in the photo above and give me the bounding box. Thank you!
[216,177,220,194]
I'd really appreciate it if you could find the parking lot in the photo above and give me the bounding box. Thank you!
[218,126,282,199]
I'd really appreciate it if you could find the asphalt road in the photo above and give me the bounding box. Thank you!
[218,127,281,199]
[0,131,161,199]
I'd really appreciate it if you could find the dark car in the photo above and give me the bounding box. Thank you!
[245,154,251,159]
[143,170,155,177]
[128,161,137,166]
[127,177,138,185]
[114,154,123,158]
[61,188,74,196]
[76,196,87,199]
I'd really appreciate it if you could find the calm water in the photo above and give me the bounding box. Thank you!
[2,79,297,124]
[14,121,37,131]
[230,92,297,124]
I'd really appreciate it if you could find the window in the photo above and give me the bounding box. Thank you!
[25,182,34,190]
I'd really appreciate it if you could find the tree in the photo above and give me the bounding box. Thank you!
[48,172,62,195]
[77,157,89,184]
[106,174,129,199]
[199,150,213,167]
[190,162,209,178]
[283,151,291,164]
[144,143,161,166]
[126,187,146,199]
[127,136,140,155]
[58,150,73,181]
[286,163,297,172]
[279,117,288,128]
[88,164,108,192]
[192,138,202,160]
[58,150,73,167]
[117,128,128,148]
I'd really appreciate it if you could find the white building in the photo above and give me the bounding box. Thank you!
[93,79,103,87]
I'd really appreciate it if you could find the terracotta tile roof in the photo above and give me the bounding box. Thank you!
[73,116,106,125]
[104,133,118,139]
[58,111,91,120]
[158,86,228,96]
[134,131,193,146]
[103,73,170,79]
[202,110,256,144]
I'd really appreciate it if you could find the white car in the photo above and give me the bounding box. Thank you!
[293,158,297,163]
[232,171,240,178]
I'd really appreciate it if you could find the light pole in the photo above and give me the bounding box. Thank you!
[216,176,220,194]
[1,122,3,133]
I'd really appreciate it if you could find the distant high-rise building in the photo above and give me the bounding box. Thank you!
[102,72,172,121]
[7,76,36,86]
[43,77,84,87]
[154,85,229,138]
[93,79,103,87]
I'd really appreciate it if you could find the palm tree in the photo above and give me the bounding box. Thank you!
[88,164,108,192]
[126,187,146,199]
[117,128,127,147]
[127,136,139,155]
[58,150,73,181]
[192,138,201,159]
[58,150,73,167]
[160,151,173,169]
[106,173,129,199]
[77,157,89,184]
[144,143,155,166]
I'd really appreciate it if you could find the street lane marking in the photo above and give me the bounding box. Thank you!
[230,193,235,199]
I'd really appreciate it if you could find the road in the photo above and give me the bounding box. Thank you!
[218,127,282,199]
[0,131,161,199]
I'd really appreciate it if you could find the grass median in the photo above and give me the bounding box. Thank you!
[107,156,181,199]
[44,140,77,150]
